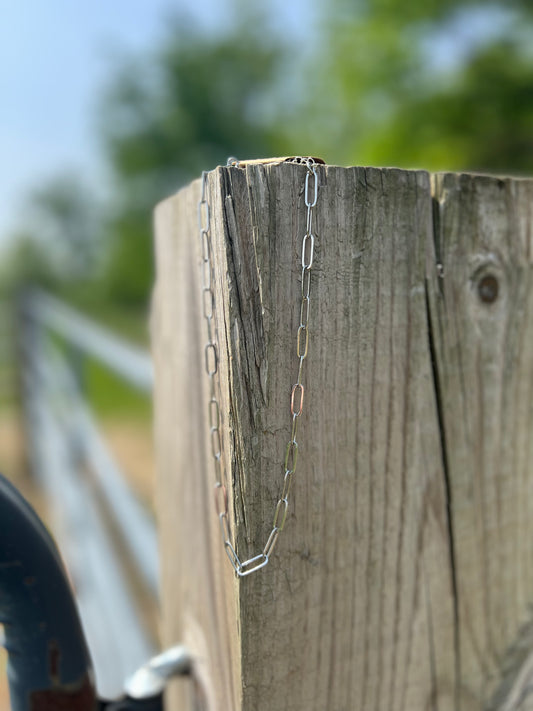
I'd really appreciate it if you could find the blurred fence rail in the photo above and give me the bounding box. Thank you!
[17,289,157,700]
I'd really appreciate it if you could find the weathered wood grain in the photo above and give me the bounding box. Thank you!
[152,185,241,711]
[428,173,533,709]
[153,163,533,711]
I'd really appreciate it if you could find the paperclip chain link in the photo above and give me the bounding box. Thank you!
[197,158,319,576]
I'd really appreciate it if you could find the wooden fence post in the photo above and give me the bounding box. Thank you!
[152,162,533,711]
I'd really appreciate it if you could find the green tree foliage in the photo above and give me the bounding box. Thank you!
[100,14,289,307]
[10,1,533,312]
[0,232,56,295]
[1,173,102,295]
[29,173,103,278]
[100,0,533,311]
[298,2,533,172]
[364,40,533,172]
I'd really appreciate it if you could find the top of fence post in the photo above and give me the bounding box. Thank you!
[152,161,533,711]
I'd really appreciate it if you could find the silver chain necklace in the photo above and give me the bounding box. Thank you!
[197,157,320,576]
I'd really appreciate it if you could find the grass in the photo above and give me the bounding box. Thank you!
[84,356,152,421]
[53,284,151,347]
[62,295,153,420]
[43,297,152,422]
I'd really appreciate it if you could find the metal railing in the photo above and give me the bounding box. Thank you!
[17,289,158,700]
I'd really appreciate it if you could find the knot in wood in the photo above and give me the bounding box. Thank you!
[477,273,499,304]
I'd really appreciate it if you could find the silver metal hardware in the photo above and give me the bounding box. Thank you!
[124,645,191,699]
[198,158,320,576]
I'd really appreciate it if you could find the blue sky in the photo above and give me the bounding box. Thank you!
[0,1,310,243]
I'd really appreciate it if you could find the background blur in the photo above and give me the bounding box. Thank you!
[1,0,532,705]
[2,0,533,325]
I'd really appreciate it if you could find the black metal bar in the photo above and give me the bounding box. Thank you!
[0,472,97,711]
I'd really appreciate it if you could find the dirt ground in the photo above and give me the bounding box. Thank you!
[100,419,156,513]
[0,410,155,520]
